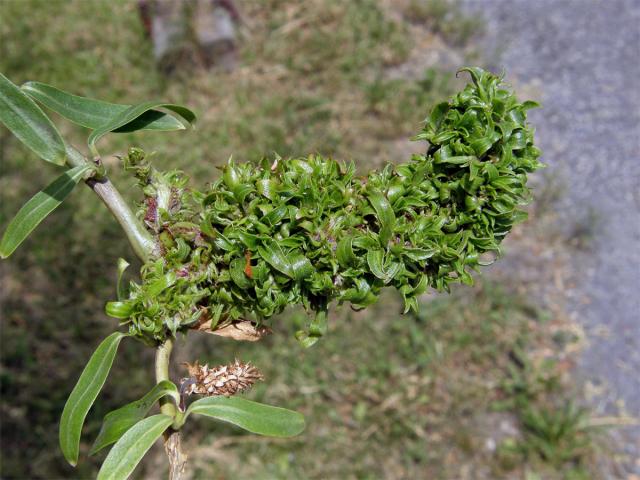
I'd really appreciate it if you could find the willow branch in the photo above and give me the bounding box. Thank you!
[65,145,157,262]
[156,338,188,480]
[68,144,177,475]
[164,430,188,480]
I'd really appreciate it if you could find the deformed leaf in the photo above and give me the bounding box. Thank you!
[336,236,357,267]
[340,277,378,308]
[91,381,179,455]
[60,332,127,466]
[428,101,449,129]
[295,309,328,348]
[366,249,401,284]
[104,301,133,319]
[186,396,305,437]
[146,271,177,297]
[230,257,252,289]
[0,73,66,165]
[367,190,395,246]
[257,240,313,282]
[116,258,130,301]
[96,414,173,480]
[0,164,92,258]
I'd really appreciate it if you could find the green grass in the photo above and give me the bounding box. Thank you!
[519,402,594,465]
[404,0,484,46]
[0,1,598,479]
[178,284,596,479]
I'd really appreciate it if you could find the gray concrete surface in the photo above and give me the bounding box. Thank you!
[462,0,640,472]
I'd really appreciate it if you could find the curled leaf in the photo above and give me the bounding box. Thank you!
[116,258,130,301]
[366,190,396,246]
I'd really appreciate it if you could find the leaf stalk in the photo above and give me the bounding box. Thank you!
[155,338,176,418]
[155,338,188,479]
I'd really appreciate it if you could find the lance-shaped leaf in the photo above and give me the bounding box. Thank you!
[22,82,188,132]
[0,73,66,165]
[60,332,127,466]
[295,309,328,348]
[367,190,395,246]
[186,396,305,437]
[96,414,173,480]
[116,258,130,301]
[336,236,357,267]
[366,249,402,284]
[257,239,313,282]
[88,100,196,149]
[0,164,92,258]
[230,257,252,289]
[104,301,133,319]
[91,381,179,455]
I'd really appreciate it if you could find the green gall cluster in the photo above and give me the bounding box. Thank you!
[106,68,542,345]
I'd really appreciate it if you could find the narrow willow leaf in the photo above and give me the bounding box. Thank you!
[367,190,396,246]
[257,240,313,281]
[470,134,498,157]
[289,253,314,282]
[22,81,187,132]
[0,73,66,165]
[116,258,130,301]
[402,247,436,262]
[521,100,540,110]
[340,277,378,308]
[104,301,133,319]
[366,249,401,284]
[256,241,287,273]
[0,164,91,258]
[256,178,278,200]
[187,396,305,437]
[511,209,529,224]
[230,257,252,288]
[146,271,177,297]
[434,154,476,165]
[336,236,357,267]
[96,415,173,480]
[262,204,288,227]
[60,332,127,466]
[295,309,328,348]
[88,100,196,148]
[366,249,386,279]
[428,101,449,129]
[457,66,486,86]
[91,381,179,455]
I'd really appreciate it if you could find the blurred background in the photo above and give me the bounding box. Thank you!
[1,0,638,478]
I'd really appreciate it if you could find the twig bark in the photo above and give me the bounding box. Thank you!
[86,177,157,261]
[66,145,184,478]
[65,145,158,262]
[164,430,188,480]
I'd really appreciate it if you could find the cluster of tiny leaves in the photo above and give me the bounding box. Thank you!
[108,68,542,344]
